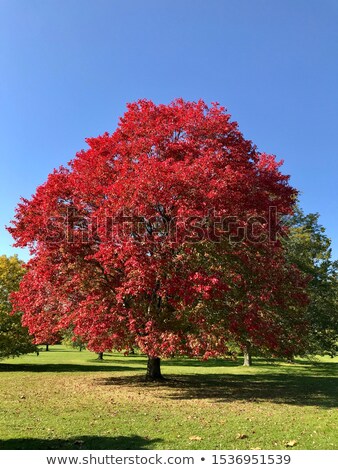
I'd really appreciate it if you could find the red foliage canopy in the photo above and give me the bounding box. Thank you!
[9,99,309,358]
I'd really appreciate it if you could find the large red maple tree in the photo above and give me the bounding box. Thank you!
[9,99,308,379]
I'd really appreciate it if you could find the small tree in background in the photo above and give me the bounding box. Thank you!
[62,327,86,351]
[283,206,338,357]
[0,255,37,359]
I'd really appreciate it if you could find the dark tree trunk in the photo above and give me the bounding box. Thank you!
[243,343,252,366]
[97,352,104,360]
[130,347,135,355]
[45,344,49,352]
[146,356,164,381]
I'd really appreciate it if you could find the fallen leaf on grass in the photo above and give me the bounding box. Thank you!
[286,440,298,447]
[189,436,202,441]
[74,440,85,446]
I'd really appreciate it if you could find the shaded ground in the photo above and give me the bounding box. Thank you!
[98,369,338,408]
[0,363,144,373]
[0,435,161,450]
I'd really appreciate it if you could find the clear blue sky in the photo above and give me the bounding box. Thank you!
[1,0,337,261]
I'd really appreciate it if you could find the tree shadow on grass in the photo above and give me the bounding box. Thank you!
[0,363,144,373]
[98,367,338,409]
[114,357,242,367]
[163,358,241,368]
[110,357,279,368]
[110,356,338,370]
[162,357,338,370]
[0,434,162,450]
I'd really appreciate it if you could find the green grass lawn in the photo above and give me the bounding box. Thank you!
[0,346,337,450]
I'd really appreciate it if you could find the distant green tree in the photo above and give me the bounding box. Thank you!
[0,255,37,359]
[283,206,338,356]
[62,327,86,351]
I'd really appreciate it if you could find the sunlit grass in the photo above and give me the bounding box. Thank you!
[0,346,337,450]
